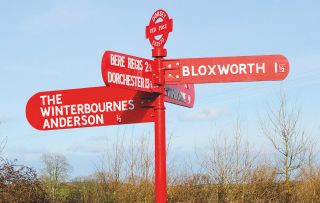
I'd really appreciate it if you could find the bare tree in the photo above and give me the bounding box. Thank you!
[259,92,309,201]
[103,135,125,183]
[0,121,7,155]
[0,136,7,155]
[202,118,254,202]
[123,134,153,184]
[41,153,72,202]
[96,131,154,202]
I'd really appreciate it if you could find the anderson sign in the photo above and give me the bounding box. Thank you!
[26,86,156,130]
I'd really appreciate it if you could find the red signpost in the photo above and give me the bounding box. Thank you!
[25,8,290,203]
[26,86,156,130]
[146,9,173,203]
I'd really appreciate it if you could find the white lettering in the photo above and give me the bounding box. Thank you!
[128,57,143,71]
[42,114,105,129]
[43,119,50,129]
[182,66,190,76]
[107,71,152,89]
[208,65,216,75]
[218,64,230,75]
[110,54,125,68]
[191,66,198,76]
[128,100,135,110]
[39,94,62,105]
[40,107,50,117]
[230,64,238,74]
[256,63,265,74]
[198,65,207,76]
[184,63,267,77]
[239,64,247,74]
[247,63,255,74]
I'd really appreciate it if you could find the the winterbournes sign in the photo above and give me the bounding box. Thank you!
[26,86,156,130]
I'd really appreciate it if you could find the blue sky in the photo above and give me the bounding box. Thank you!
[0,1,320,177]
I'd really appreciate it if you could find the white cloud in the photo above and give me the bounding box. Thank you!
[178,107,225,121]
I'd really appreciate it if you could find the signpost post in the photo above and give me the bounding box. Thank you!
[146,9,173,203]
[26,8,290,203]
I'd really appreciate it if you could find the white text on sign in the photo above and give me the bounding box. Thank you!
[182,63,267,77]
[107,71,153,89]
[39,94,135,129]
[110,54,125,68]
[110,53,151,72]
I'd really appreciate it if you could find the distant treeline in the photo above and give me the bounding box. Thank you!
[1,158,320,202]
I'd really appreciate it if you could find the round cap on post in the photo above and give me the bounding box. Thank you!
[146,9,173,58]
[152,48,167,58]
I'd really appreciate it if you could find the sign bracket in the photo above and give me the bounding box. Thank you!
[163,60,181,84]
[140,96,157,108]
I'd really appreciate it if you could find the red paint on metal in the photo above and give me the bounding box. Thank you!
[163,55,289,84]
[146,9,173,58]
[101,51,158,92]
[146,9,173,203]
[164,84,195,108]
[153,58,167,203]
[146,9,172,49]
[26,86,156,130]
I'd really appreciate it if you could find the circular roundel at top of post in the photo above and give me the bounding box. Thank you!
[146,9,173,51]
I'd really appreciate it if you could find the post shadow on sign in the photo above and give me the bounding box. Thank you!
[119,91,158,125]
